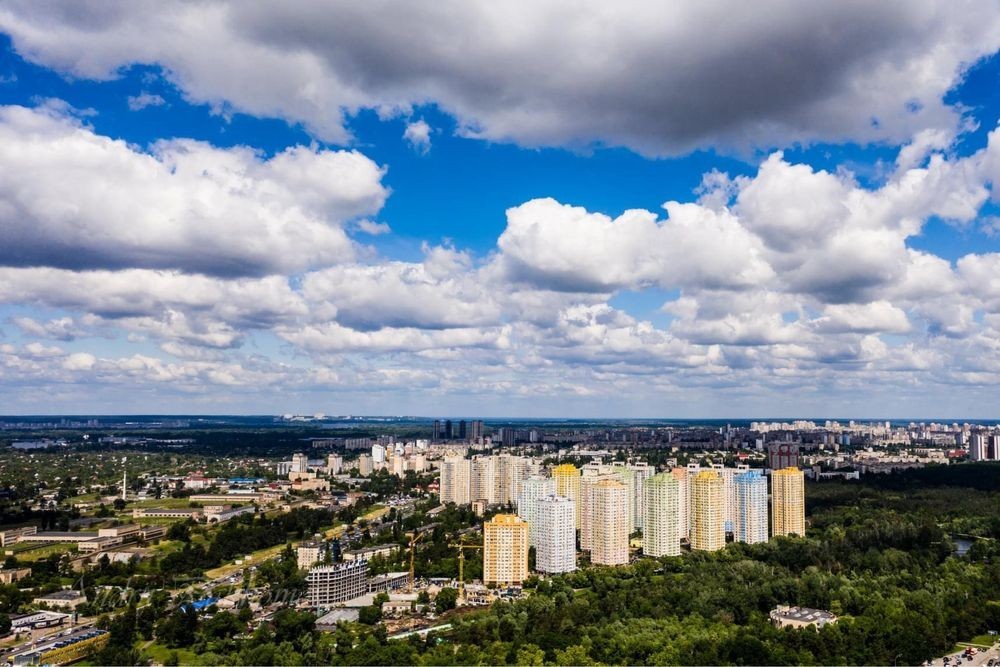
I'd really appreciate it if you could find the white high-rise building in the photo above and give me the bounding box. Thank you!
[517,476,556,548]
[535,495,576,573]
[440,456,471,505]
[734,470,768,544]
[371,444,387,465]
[591,479,629,566]
[630,462,655,531]
[326,454,343,475]
[969,433,987,461]
[643,473,680,557]
[471,456,497,504]
[671,468,690,541]
[497,454,529,505]
[291,452,309,474]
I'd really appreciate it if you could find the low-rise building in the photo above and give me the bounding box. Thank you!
[769,605,838,629]
[202,505,256,523]
[132,508,201,520]
[33,590,87,610]
[0,568,31,584]
[342,543,400,562]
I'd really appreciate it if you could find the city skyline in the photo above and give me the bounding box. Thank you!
[1,4,1000,417]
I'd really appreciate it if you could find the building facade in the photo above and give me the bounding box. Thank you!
[483,514,529,586]
[771,467,805,537]
[690,471,725,552]
[440,456,471,505]
[590,479,629,566]
[734,470,768,544]
[306,561,369,607]
[643,473,680,557]
[552,464,582,528]
[535,495,576,573]
[517,476,556,547]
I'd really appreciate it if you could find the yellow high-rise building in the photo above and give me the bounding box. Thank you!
[483,514,529,586]
[690,471,725,552]
[552,464,582,527]
[771,467,805,537]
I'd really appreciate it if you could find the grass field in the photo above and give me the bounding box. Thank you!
[203,542,287,580]
[139,640,199,666]
[10,542,75,561]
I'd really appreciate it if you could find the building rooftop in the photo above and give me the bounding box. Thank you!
[771,605,837,623]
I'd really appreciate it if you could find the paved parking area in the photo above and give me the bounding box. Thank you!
[929,641,1000,667]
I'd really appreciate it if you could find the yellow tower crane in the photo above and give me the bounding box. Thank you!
[447,539,483,602]
[406,530,426,593]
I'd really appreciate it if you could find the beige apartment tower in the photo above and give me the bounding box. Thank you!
[590,479,629,566]
[483,514,529,586]
[690,471,725,552]
[771,467,805,537]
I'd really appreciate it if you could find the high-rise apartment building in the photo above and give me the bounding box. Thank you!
[579,473,613,551]
[771,467,805,537]
[470,456,497,505]
[327,454,343,475]
[734,470,768,544]
[357,454,374,477]
[610,464,637,534]
[291,452,309,475]
[969,433,988,461]
[552,464,582,528]
[517,476,556,547]
[690,471,725,552]
[440,456,471,505]
[458,420,467,440]
[686,463,749,533]
[630,462,655,531]
[432,420,442,440]
[671,467,690,541]
[497,453,529,505]
[470,420,485,441]
[643,473,680,557]
[591,479,629,566]
[483,514,529,586]
[535,495,576,573]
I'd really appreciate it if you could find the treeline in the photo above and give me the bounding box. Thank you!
[160,507,336,575]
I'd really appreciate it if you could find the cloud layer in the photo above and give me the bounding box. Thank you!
[2,97,1000,414]
[1,1,999,154]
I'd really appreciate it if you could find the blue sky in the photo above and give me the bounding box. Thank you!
[0,3,999,417]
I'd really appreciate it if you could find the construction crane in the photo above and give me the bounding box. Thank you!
[406,530,426,593]
[405,523,438,593]
[448,539,483,602]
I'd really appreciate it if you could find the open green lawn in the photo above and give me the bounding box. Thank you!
[139,640,200,666]
[203,542,286,580]
[10,542,75,561]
